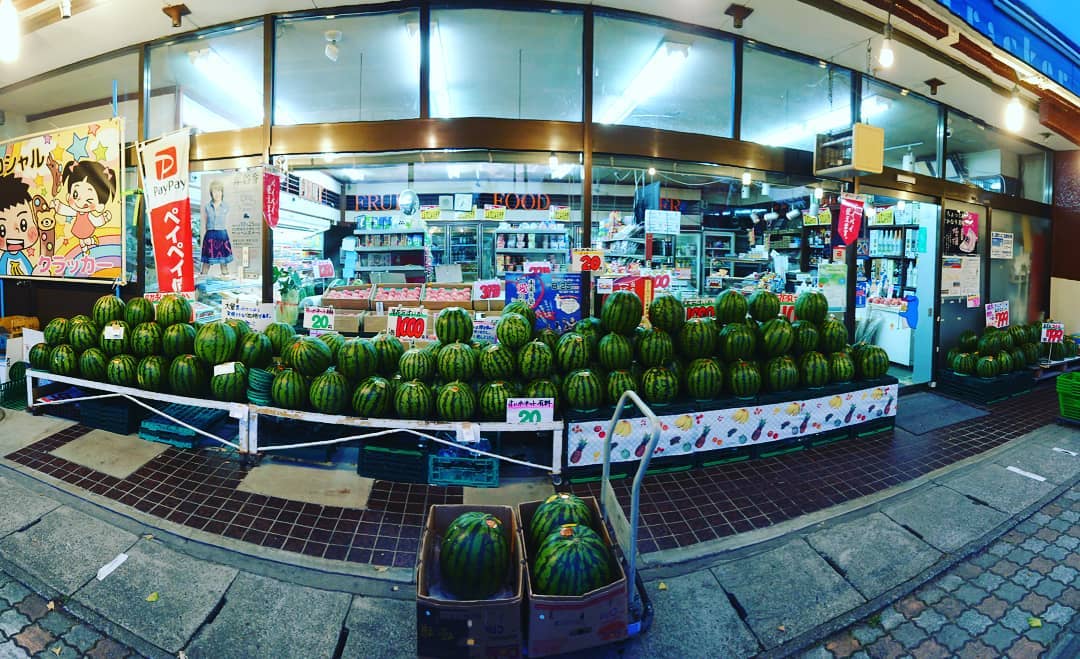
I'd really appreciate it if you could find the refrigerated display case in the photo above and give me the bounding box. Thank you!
[428,222,482,281]
[487,223,572,275]
[674,232,702,295]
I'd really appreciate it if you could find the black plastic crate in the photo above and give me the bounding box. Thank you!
[357,432,430,483]
[257,416,335,463]
[80,398,145,435]
[936,369,1031,404]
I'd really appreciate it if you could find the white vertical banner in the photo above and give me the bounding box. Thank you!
[137,128,194,293]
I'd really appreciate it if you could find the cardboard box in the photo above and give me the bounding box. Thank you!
[371,283,424,308]
[422,283,474,310]
[323,285,373,311]
[519,496,629,657]
[416,505,524,659]
[472,299,505,312]
[363,313,388,334]
[332,311,363,334]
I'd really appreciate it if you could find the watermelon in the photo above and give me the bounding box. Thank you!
[563,369,602,412]
[478,381,516,420]
[728,360,762,398]
[574,318,603,355]
[642,367,679,404]
[998,331,1015,352]
[48,345,78,376]
[1023,343,1040,365]
[91,295,126,328]
[637,328,674,367]
[193,321,238,366]
[437,342,477,381]
[765,356,799,392]
[399,348,435,382]
[154,295,191,327]
[957,330,979,352]
[162,323,196,359]
[679,318,717,359]
[600,290,643,336]
[440,512,511,600]
[169,354,210,397]
[648,294,685,335]
[819,319,848,354]
[518,341,554,380]
[791,320,820,355]
[952,352,976,375]
[977,333,1002,357]
[597,333,633,371]
[316,331,346,359]
[719,323,756,362]
[130,322,164,357]
[125,297,156,327]
[996,350,1014,374]
[282,336,333,377]
[271,368,308,409]
[68,321,98,353]
[503,300,537,329]
[221,318,251,346]
[857,345,890,379]
[794,290,828,324]
[828,351,856,383]
[136,355,168,392]
[528,493,593,550]
[352,376,392,417]
[535,328,559,351]
[308,370,350,413]
[748,290,781,322]
[99,321,131,357]
[759,318,795,357]
[714,289,749,325]
[605,369,638,405]
[372,332,405,377]
[29,343,51,371]
[436,380,476,421]
[526,379,560,410]
[77,348,108,380]
[395,380,433,419]
[1007,325,1028,348]
[211,361,249,402]
[555,333,590,373]
[799,351,830,388]
[686,358,724,400]
[236,332,274,369]
[265,322,297,356]
[435,307,474,344]
[71,314,93,326]
[496,313,532,350]
[106,354,138,387]
[533,524,612,597]
[975,355,999,379]
[479,344,516,380]
[44,318,70,346]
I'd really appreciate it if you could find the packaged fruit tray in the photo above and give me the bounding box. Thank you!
[322,285,373,311]
[421,283,474,310]
[371,284,424,308]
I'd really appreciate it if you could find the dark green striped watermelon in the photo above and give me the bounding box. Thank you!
[48,345,78,376]
[518,341,554,380]
[106,354,138,387]
[765,356,799,392]
[996,350,1014,374]
[44,318,70,346]
[211,361,249,402]
[714,289,749,325]
[271,368,308,409]
[503,300,537,329]
[686,358,723,400]
[791,320,820,355]
[352,376,392,417]
[399,348,435,382]
[952,352,976,375]
[99,321,131,357]
[162,323,196,359]
[728,360,762,398]
[154,295,191,327]
[77,348,108,380]
[436,380,476,421]
[440,512,511,600]
[283,336,333,377]
[719,323,756,362]
[679,318,717,359]
[169,354,210,397]
[759,318,795,358]
[526,379,560,411]
[478,380,515,420]
[316,331,346,359]
[601,290,643,336]
[574,318,603,356]
[563,369,602,412]
[799,351,830,388]
[125,297,156,327]
[92,295,126,328]
[309,370,350,413]
[395,380,433,419]
[998,331,1015,352]
[265,322,297,356]
[1007,325,1028,348]
[857,345,890,379]
[828,351,856,383]
[479,344,516,380]
[528,493,594,550]
[794,290,828,324]
[437,342,477,381]
[194,321,238,366]
[555,332,590,374]
[648,294,685,335]
[958,330,979,352]
[642,367,679,405]
[975,355,999,379]
[223,319,252,348]
[334,338,376,382]
[535,328,559,351]
[68,321,98,353]
[372,332,405,377]
[237,332,274,369]
[130,322,164,357]
[1023,343,1040,365]
[435,307,473,344]
[496,313,532,350]
[605,369,638,405]
[29,343,51,371]
[819,319,848,354]
[136,355,168,392]
[637,328,674,367]
[977,333,1002,357]
[748,290,781,322]
[597,333,633,371]
[533,523,612,597]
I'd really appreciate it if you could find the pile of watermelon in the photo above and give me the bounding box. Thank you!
[526,493,613,597]
[947,323,1059,379]
[438,510,511,600]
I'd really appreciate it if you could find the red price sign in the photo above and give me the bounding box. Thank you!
[389,308,428,339]
[985,301,1009,329]
[1042,322,1065,344]
[524,261,553,274]
[572,249,604,273]
[473,279,503,300]
[683,298,715,320]
[653,273,671,289]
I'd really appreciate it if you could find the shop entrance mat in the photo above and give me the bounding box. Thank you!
[894,392,988,435]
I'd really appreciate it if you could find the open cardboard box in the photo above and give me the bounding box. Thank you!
[323,284,373,311]
[416,504,524,659]
[518,496,629,657]
[371,283,425,308]
[422,283,475,310]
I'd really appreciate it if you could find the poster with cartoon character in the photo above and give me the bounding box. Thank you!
[0,118,125,282]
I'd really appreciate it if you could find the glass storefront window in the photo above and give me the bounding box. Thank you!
[429,8,582,121]
[988,210,1050,324]
[861,79,940,176]
[593,15,734,137]
[741,45,852,152]
[0,52,139,143]
[275,11,420,124]
[147,22,264,135]
[945,111,1051,203]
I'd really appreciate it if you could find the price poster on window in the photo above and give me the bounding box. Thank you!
[571,248,604,273]
[990,231,1014,259]
[1042,322,1065,344]
[984,301,1009,328]
[388,307,428,339]
[505,397,555,424]
[303,306,335,330]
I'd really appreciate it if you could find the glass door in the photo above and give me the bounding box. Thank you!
[427,224,447,268]
[938,199,988,374]
[448,223,481,282]
[674,231,702,295]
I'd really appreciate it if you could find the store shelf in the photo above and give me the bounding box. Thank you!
[495,248,568,255]
[868,225,918,230]
[493,229,568,234]
[868,254,916,260]
[600,237,645,243]
[353,265,426,271]
[606,252,644,259]
[350,247,426,252]
[353,229,426,235]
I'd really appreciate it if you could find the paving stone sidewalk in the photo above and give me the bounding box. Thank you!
[803,483,1080,658]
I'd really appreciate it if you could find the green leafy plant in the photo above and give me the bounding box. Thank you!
[273,266,302,297]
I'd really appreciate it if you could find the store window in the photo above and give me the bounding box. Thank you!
[275,10,420,124]
[988,210,1050,325]
[861,79,940,176]
[429,8,582,121]
[593,15,734,137]
[945,111,1051,203]
[0,52,139,143]
[741,45,852,152]
[147,22,264,135]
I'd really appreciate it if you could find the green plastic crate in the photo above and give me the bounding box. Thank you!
[428,454,499,488]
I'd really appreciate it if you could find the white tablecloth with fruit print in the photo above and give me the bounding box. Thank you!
[565,384,898,467]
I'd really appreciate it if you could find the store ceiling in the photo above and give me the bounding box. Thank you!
[0,0,1071,151]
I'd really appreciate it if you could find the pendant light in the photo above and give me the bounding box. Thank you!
[878,1,895,69]
[1004,86,1024,133]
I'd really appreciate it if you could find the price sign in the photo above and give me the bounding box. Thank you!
[420,205,441,220]
[472,279,503,300]
[571,249,604,273]
[778,292,797,321]
[103,324,125,340]
[303,306,335,330]
[213,362,236,377]
[596,277,614,294]
[524,261,553,274]
[314,259,335,279]
[483,204,506,220]
[652,273,671,289]
[984,301,1010,329]
[389,307,428,339]
[549,205,570,221]
[472,318,497,344]
[506,397,555,424]
[1042,322,1065,344]
[683,298,715,320]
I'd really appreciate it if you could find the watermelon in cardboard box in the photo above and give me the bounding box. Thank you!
[505,272,583,333]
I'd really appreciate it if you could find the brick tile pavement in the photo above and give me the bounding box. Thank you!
[802,483,1080,658]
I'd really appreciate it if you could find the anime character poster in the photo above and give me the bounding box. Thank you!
[0,118,125,282]
[195,169,264,283]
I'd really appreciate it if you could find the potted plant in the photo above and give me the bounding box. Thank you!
[274,266,303,325]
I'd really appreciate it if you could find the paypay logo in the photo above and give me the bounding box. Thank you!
[154,146,178,179]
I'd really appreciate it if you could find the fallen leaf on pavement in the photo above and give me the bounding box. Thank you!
[658,582,667,591]
[777,625,786,632]
[143,534,154,540]
[178,652,188,659]
[146,592,159,603]
[374,566,388,572]
[1029,617,1042,628]
[50,647,61,656]
[46,601,55,611]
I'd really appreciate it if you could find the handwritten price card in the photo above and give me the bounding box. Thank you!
[1042,322,1065,344]
[984,301,1009,329]
[683,298,715,320]
[483,204,506,221]
[505,397,555,424]
[389,307,428,339]
[571,249,604,273]
[303,306,335,330]
[524,261,553,274]
[472,279,504,301]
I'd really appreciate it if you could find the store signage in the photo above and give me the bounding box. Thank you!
[472,318,497,344]
[777,293,797,321]
[944,209,979,255]
[483,204,506,220]
[222,301,274,331]
[298,177,324,204]
[144,291,198,303]
[990,231,1014,259]
[103,324,125,340]
[138,127,194,292]
[314,259,335,278]
[473,279,503,300]
[303,306,335,331]
[644,209,680,234]
[571,249,604,273]
[549,205,570,221]
[388,307,428,339]
[683,298,715,320]
[491,193,550,211]
[985,301,1009,328]
[524,261,553,274]
[506,397,555,424]
[506,272,583,333]
[837,196,864,245]
[596,277,614,294]
[213,362,237,377]
[420,205,441,220]
[1042,322,1065,344]
[350,194,398,211]
[262,170,280,229]
[652,273,672,289]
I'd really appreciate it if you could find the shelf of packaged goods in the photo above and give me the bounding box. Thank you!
[767,229,802,235]
[493,229,568,235]
[868,254,917,260]
[495,248,569,256]
[867,225,918,229]
[353,265,426,271]
[600,236,645,243]
[606,252,644,259]
[351,246,426,252]
[352,229,426,235]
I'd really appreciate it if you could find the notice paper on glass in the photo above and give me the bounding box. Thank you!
[819,263,848,311]
[941,255,981,298]
[990,231,1014,259]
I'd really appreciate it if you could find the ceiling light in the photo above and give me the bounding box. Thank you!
[814,187,825,200]
[162,3,190,29]
[741,171,752,186]
[600,41,690,124]
[741,185,750,200]
[647,167,656,176]
[549,153,559,169]
[897,200,906,211]
[761,183,771,196]
[1004,87,1024,132]
[0,0,19,62]
[724,3,753,29]
[878,23,895,69]
[59,0,71,19]
[325,30,341,62]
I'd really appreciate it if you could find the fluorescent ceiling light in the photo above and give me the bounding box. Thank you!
[1004,89,1024,132]
[599,40,690,124]
[758,96,891,147]
[0,0,19,62]
[741,171,752,186]
[549,153,559,169]
[550,163,578,180]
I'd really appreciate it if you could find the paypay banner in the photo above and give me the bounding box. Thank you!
[138,129,195,293]
[0,118,126,282]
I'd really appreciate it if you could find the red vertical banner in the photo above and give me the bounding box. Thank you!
[137,129,195,293]
[263,171,280,229]
[838,196,864,246]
